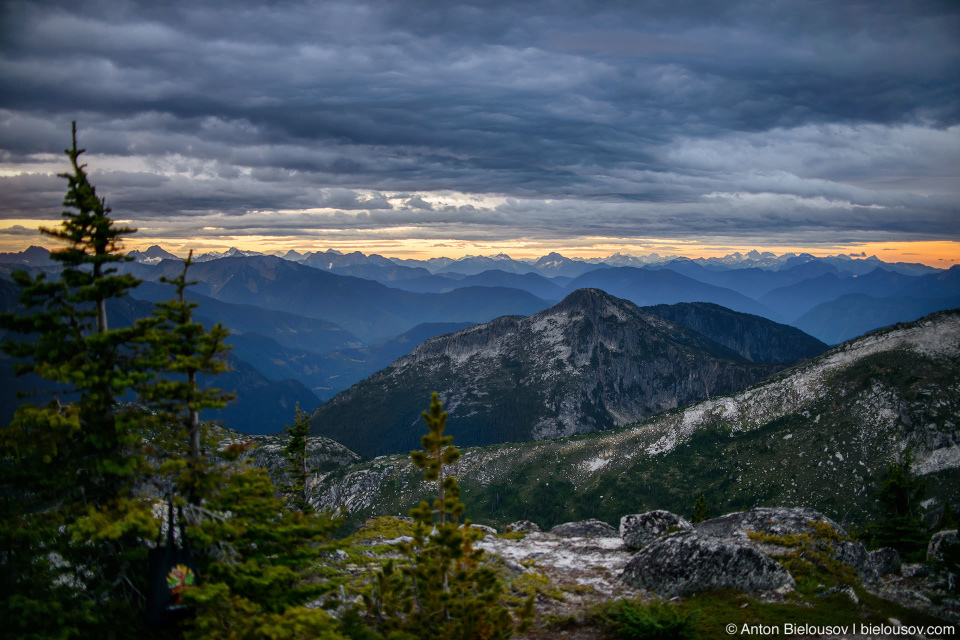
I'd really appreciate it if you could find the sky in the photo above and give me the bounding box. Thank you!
[1,0,959,266]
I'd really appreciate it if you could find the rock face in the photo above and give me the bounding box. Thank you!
[505,520,541,533]
[620,510,693,550]
[620,531,795,597]
[833,541,880,583]
[643,301,828,363]
[550,519,620,538]
[928,530,959,561]
[695,507,845,540]
[309,288,783,457]
[870,548,902,576]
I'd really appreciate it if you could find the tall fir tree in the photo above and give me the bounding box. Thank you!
[137,251,232,506]
[0,122,158,638]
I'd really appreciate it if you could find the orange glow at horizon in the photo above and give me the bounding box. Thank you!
[0,222,957,268]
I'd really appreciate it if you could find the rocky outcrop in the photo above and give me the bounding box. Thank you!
[833,541,880,583]
[870,548,902,576]
[550,519,619,538]
[695,507,845,540]
[620,531,795,597]
[620,510,693,550]
[240,433,362,481]
[505,520,541,533]
[928,530,959,561]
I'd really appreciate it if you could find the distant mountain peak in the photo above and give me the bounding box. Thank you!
[0,245,53,266]
[142,245,178,259]
[538,251,566,261]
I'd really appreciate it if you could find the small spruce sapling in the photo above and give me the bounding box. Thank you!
[691,495,711,524]
[278,403,314,513]
[366,392,527,640]
[870,452,928,561]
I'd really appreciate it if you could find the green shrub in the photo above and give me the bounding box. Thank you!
[599,600,700,640]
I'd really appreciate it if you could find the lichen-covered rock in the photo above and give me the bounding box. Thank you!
[620,531,795,597]
[833,541,879,582]
[620,510,693,550]
[928,530,959,561]
[463,523,498,535]
[550,519,619,538]
[695,507,845,540]
[505,520,541,533]
[870,548,902,576]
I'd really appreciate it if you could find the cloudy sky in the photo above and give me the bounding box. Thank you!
[1,0,958,264]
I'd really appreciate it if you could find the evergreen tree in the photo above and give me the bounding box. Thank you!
[137,251,232,506]
[0,122,157,637]
[869,453,928,562]
[690,495,711,524]
[0,124,347,639]
[277,404,314,514]
[366,392,528,640]
[135,258,345,638]
[181,449,345,640]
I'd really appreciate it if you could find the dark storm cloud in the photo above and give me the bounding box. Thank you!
[0,0,958,246]
[0,224,39,236]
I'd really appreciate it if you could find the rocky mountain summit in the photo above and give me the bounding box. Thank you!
[306,308,959,529]
[308,288,789,457]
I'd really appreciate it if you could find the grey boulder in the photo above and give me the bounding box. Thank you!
[695,507,845,540]
[620,510,693,550]
[870,548,902,576]
[505,520,541,533]
[833,541,880,583]
[550,519,619,538]
[928,530,958,561]
[620,531,795,597]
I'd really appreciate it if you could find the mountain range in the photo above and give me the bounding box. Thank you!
[307,289,824,457]
[3,246,954,343]
[2,246,957,437]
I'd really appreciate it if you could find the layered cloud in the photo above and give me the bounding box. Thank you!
[1,0,958,249]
